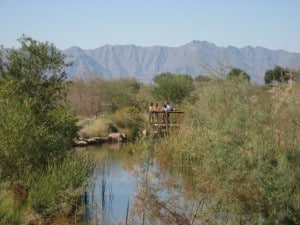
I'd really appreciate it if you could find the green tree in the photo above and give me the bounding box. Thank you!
[264,66,290,84]
[99,77,141,112]
[152,72,194,104]
[227,67,250,81]
[194,75,212,82]
[0,36,77,180]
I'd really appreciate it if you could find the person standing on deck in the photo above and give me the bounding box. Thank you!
[162,101,173,124]
[165,101,173,111]
[149,102,154,122]
[153,103,160,123]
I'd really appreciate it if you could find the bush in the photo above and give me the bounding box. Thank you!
[0,101,77,180]
[227,67,250,82]
[264,66,291,84]
[156,80,300,224]
[113,106,144,140]
[0,36,93,223]
[27,154,94,214]
[152,73,194,104]
[0,36,78,180]
[78,117,117,138]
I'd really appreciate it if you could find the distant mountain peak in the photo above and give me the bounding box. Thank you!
[63,41,300,84]
[64,46,83,51]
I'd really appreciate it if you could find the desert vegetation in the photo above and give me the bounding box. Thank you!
[65,65,299,224]
[0,36,299,225]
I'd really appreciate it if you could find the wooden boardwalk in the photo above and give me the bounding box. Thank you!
[149,111,184,127]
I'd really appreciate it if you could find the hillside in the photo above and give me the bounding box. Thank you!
[63,40,300,84]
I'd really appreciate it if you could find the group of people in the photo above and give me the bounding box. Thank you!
[149,101,174,123]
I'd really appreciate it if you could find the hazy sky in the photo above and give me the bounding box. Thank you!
[1,0,300,52]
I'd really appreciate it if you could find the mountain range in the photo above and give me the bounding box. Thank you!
[63,40,300,84]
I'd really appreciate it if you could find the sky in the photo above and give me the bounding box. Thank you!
[1,0,300,52]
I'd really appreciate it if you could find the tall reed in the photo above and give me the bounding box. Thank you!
[27,153,95,214]
[156,79,300,224]
[0,152,95,224]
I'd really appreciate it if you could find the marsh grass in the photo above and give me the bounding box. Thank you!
[0,153,95,225]
[27,153,95,214]
[0,183,26,224]
[77,107,145,141]
[78,117,116,138]
[155,80,300,224]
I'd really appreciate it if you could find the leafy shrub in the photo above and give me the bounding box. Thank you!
[152,73,194,104]
[264,66,291,84]
[0,36,78,180]
[0,101,78,180]
[113,106,144,140]
[227,67,250,81]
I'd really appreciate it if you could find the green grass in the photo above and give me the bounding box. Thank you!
[0,183,26,225]
[0,153,95,224]
[27,153,95,215]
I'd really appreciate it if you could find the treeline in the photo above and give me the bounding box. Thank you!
[67,67,299,118]
[66,67,299,139]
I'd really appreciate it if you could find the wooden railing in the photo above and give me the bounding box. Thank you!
[149,111,184,126]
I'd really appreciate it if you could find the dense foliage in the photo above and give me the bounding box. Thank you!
[227,67,250,81]
[194,75,212,82]
[0,36,78,180]
[113,106,144,140]
[156,80,300,224]
[0,37,93,224]
[152,72,194,104]
[264,66,291,84]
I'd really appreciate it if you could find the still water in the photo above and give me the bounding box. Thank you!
[80,143,196,225]
[82,143,136,224]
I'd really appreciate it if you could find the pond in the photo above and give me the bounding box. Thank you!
[80,143,199,225]
[82,143,136,225]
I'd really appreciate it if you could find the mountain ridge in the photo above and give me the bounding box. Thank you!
[63,40,300,84]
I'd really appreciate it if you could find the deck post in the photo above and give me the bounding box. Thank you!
[149,111,184,131]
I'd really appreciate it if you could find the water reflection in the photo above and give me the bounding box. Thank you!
[82,143,198,225]
[81,143,135,225]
